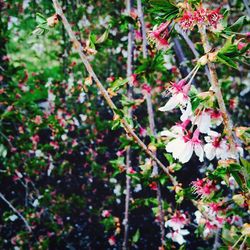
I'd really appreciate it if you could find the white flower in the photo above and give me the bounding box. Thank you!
[73,117,80,127]
[79,114,87,122]
[79,92,86,103]
[159,80,190,112]
[204,133,228,160]
[166,129,204,163]
[134,184,142,193]
[61,134,68,141]
[35,149,44,158]
[114,184,121,196]
[32,199,39,207]
[166,229,189,245]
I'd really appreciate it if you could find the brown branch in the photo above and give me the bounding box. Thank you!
[51,0,177,186]
[198,25,235,152]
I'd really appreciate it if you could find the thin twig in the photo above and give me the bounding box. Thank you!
[0,192,32,232]
[198,25,235,152]
[123,0,134,248]
[51,0,177,186]
[137,0,147,58]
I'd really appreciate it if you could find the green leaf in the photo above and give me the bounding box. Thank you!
[240,158,250,172]
[164,153,173,164]
[228,16,246,32]
[219,36,237,55]
[217,53,238,69]
[111,119,121,130]
[231,172,244,191]
[0,144,7,158]
[110,78,128,92]
[96,27,110,44]
[149,0,179,21]
[172,163,182,171]
[36,13,47,24]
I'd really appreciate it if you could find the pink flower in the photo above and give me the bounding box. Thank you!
[108,235,116,246]
[139,126,147,137]
[50,141,59,150]
[135,30,142,41]
[31,135,40,145]
[148,21,170,50]
[101,210,111,218]
[159,80,190,112]
[193,7,207,24]
[165,211,189,245]
[209,109,223,127]
[33,115,42,125]
[192,178,216,198]
[161,119,190,138]
[165,211,189,230]
[141,83,152,94]
[179,11,195,30]
[237,42,247,50]
[207,8,222,28]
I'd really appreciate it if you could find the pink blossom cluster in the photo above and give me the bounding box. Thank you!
[179,7,223,30]
[194,201,240,239]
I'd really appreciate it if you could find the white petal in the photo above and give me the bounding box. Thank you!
[204,143,216,160]
[194,144,204,162]
[178,141,193,163]
[161,130,176,138]
[174,233,186,245]
[180,101,192,121]
[195,112,211,134]
[179,229,190,236]
[159,95,179,112]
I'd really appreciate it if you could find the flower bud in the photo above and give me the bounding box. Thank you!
[198,55,208,65]
[208,51,218,62]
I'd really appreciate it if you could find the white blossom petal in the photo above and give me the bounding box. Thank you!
[194,144,204,162]
[159,95,180,112]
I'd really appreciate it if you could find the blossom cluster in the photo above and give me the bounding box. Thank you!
[194,201,242,239]
[178,6,223,30]
[160,65,243,164]
[165,211,189,245]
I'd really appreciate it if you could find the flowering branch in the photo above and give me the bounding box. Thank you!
[0,192,32,232]
[198,25,236,153]
[51,0,177,186]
